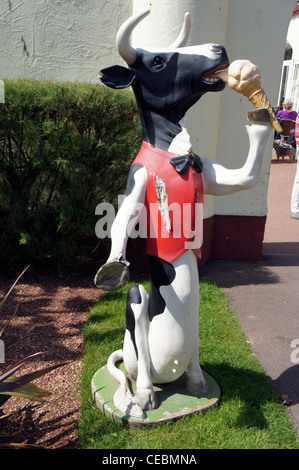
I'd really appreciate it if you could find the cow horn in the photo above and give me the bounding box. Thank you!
[116,9,150,65]
[169,12,191,48]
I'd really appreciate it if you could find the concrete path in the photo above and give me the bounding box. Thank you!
[200,154,299,437]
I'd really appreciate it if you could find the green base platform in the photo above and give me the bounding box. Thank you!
[91,362,221,427]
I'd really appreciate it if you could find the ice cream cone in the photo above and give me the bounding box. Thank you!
[228,60,282,134]
[239,84,282,134]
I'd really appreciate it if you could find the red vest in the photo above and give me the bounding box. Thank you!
[132,141,204,263]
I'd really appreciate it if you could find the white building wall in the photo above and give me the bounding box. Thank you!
[0,0,295,218]
[287,14,299,59]
[281,13,299,112]
[0,0,132,83]
[214,0,295,217]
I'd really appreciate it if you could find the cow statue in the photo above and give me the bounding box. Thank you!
[94,9,272,419]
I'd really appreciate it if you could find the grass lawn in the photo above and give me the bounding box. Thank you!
[78,279,299,449]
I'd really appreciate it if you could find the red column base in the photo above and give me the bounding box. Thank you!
[200,215,267,266]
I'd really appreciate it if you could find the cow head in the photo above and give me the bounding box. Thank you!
[99,10,229,150]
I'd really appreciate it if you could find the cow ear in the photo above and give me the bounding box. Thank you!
[99,65,135,89]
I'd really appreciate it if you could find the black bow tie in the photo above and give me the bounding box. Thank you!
[170,153,203,174]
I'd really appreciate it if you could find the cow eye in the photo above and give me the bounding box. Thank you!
[152,56,164,67]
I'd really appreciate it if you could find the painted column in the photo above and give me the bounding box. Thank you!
[132,0,295,262]
[212,0,295,260]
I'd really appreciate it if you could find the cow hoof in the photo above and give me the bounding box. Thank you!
[135,388,158,411]
[113,384,146,419]
[187,378,211,397]
[94,260,130,291]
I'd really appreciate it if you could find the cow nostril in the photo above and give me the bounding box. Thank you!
[208,44,222,53]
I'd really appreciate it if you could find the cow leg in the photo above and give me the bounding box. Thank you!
[185,338,211,396]
[123,284,158,411]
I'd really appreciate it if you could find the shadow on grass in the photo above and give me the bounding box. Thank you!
[84,327,124,346]
[204,361,283,429]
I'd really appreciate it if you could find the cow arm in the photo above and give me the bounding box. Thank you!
[201,118,272,196]
[107,164,147,263]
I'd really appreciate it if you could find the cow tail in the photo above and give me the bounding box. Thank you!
[107,349,145,419]
[107,349,127,386]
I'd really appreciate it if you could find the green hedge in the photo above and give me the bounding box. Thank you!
[0,79,142,269]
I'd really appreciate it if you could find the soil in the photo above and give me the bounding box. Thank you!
[0,259,106,449]
[0,242,149,450]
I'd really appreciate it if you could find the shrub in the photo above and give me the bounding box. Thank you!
[0,79,142,269]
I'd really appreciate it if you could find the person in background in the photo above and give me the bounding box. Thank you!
[291,114,299,219]
[277,99,297,129]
